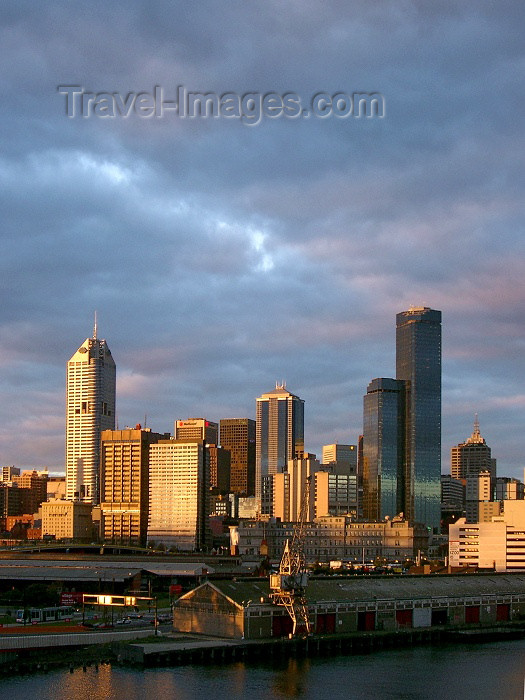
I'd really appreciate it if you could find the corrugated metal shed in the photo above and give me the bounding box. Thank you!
[0,560,214,582]
[190,574,525,607]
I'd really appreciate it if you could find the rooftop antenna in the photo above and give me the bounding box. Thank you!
[473,413,480,436]
[93,310,98,339]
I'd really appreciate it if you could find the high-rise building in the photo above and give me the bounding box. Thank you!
[0,484,20,517]
[396,307,442,529]
[451,417,495,480]
[13,470,49,515]
[208,444,231,493]
[495,477,524,501]
[362,378,405,520]
[175,418,218,444]
[65,323,116,503]
[219,418,256,495]
[273,452,320,522]
[322,444,357,471]
[148,439,209,551]
[441,474,465,509]
[255,383,304,508]
[315,469,358,518]
[100,426,167,545]
[0,466,20,482]
[465,470,498,522]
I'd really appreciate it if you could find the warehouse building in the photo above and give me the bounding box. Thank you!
[173,574,525,639]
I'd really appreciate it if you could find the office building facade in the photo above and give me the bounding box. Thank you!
[175,418,218,444]
[219,418,256,495]
[41,500,93,541]
[100,427,167,545]
[322,444,357,470]
[362,378,405,521]
[148,439,209,551]
[315,469,358,518]
[255,383,304,508]
[273,452,320,522]
[396,307,442,529]
[465,470,498,522]
[208,444,231,493]
[449,500,525,572]
[66,325,116,503]
[451,417,495,480]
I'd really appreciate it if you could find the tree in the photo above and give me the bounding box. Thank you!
[23,583,60,608]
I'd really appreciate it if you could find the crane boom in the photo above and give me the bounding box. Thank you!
[269,475,312,636]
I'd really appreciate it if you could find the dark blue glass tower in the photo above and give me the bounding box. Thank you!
[396,307,442,530]
[362,378,405,520]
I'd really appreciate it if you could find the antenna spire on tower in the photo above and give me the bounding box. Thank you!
[93,311,98,339]
[474,412,480,436]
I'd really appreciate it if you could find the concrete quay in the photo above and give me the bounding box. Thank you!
[115,623,525,668]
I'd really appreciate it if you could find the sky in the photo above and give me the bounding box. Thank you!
[1,1,524,478]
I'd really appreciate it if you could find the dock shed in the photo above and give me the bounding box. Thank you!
[172,574,525,640]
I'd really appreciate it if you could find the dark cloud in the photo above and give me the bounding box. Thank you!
[0,1,524,477]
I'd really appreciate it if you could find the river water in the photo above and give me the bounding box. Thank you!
[1,638,525,699]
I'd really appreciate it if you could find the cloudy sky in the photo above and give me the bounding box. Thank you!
[1,1,524,478]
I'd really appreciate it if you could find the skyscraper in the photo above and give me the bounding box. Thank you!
[65,323,116,503]
[362,378,405,520]
[220,418,256,495]
[451,416,495,480]
[100,426,167,545]
[148,438,209,551]
[396,306,441,529]
[273,452,320,522]
[255,383,304,508]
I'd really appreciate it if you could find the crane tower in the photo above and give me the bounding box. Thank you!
[269,476,312,636]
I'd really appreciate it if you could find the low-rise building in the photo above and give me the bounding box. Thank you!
[173,574,525,639]
[41,500,93,541]
[231,515,428,563]
[449,500,525,571]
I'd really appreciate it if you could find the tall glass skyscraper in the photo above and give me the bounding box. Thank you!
[255,383,304,508]
[66,323,116,503]
[396,307,442,530]
[362,378,405,520]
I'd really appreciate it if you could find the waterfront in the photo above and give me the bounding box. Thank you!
[1,638,525,699]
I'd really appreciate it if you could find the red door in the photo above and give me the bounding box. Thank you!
[273,614,294,637]
[325,613,336,634]
[358,611,376,631]
[465,606,480,623]
[396,609,412,628]
[496,604,510,621]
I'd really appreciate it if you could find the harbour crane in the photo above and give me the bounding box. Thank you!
[269,475,312,636]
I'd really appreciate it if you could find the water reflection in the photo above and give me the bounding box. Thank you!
[2,640,525,699]
[272,658,310,698]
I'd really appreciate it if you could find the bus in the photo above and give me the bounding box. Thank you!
[15,606,75,624]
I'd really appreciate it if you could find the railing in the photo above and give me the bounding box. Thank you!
[0,628,154,650]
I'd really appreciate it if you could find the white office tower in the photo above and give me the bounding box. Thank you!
[65,322,116,503]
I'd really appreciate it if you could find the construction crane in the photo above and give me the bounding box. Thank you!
[269,475,312,636]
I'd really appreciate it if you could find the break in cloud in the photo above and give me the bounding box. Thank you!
[0,1,524,478]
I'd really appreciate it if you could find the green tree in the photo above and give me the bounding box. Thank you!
[23,584,60,608]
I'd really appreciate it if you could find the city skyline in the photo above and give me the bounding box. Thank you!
[0,313,523,483]
[1,4,524,480]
